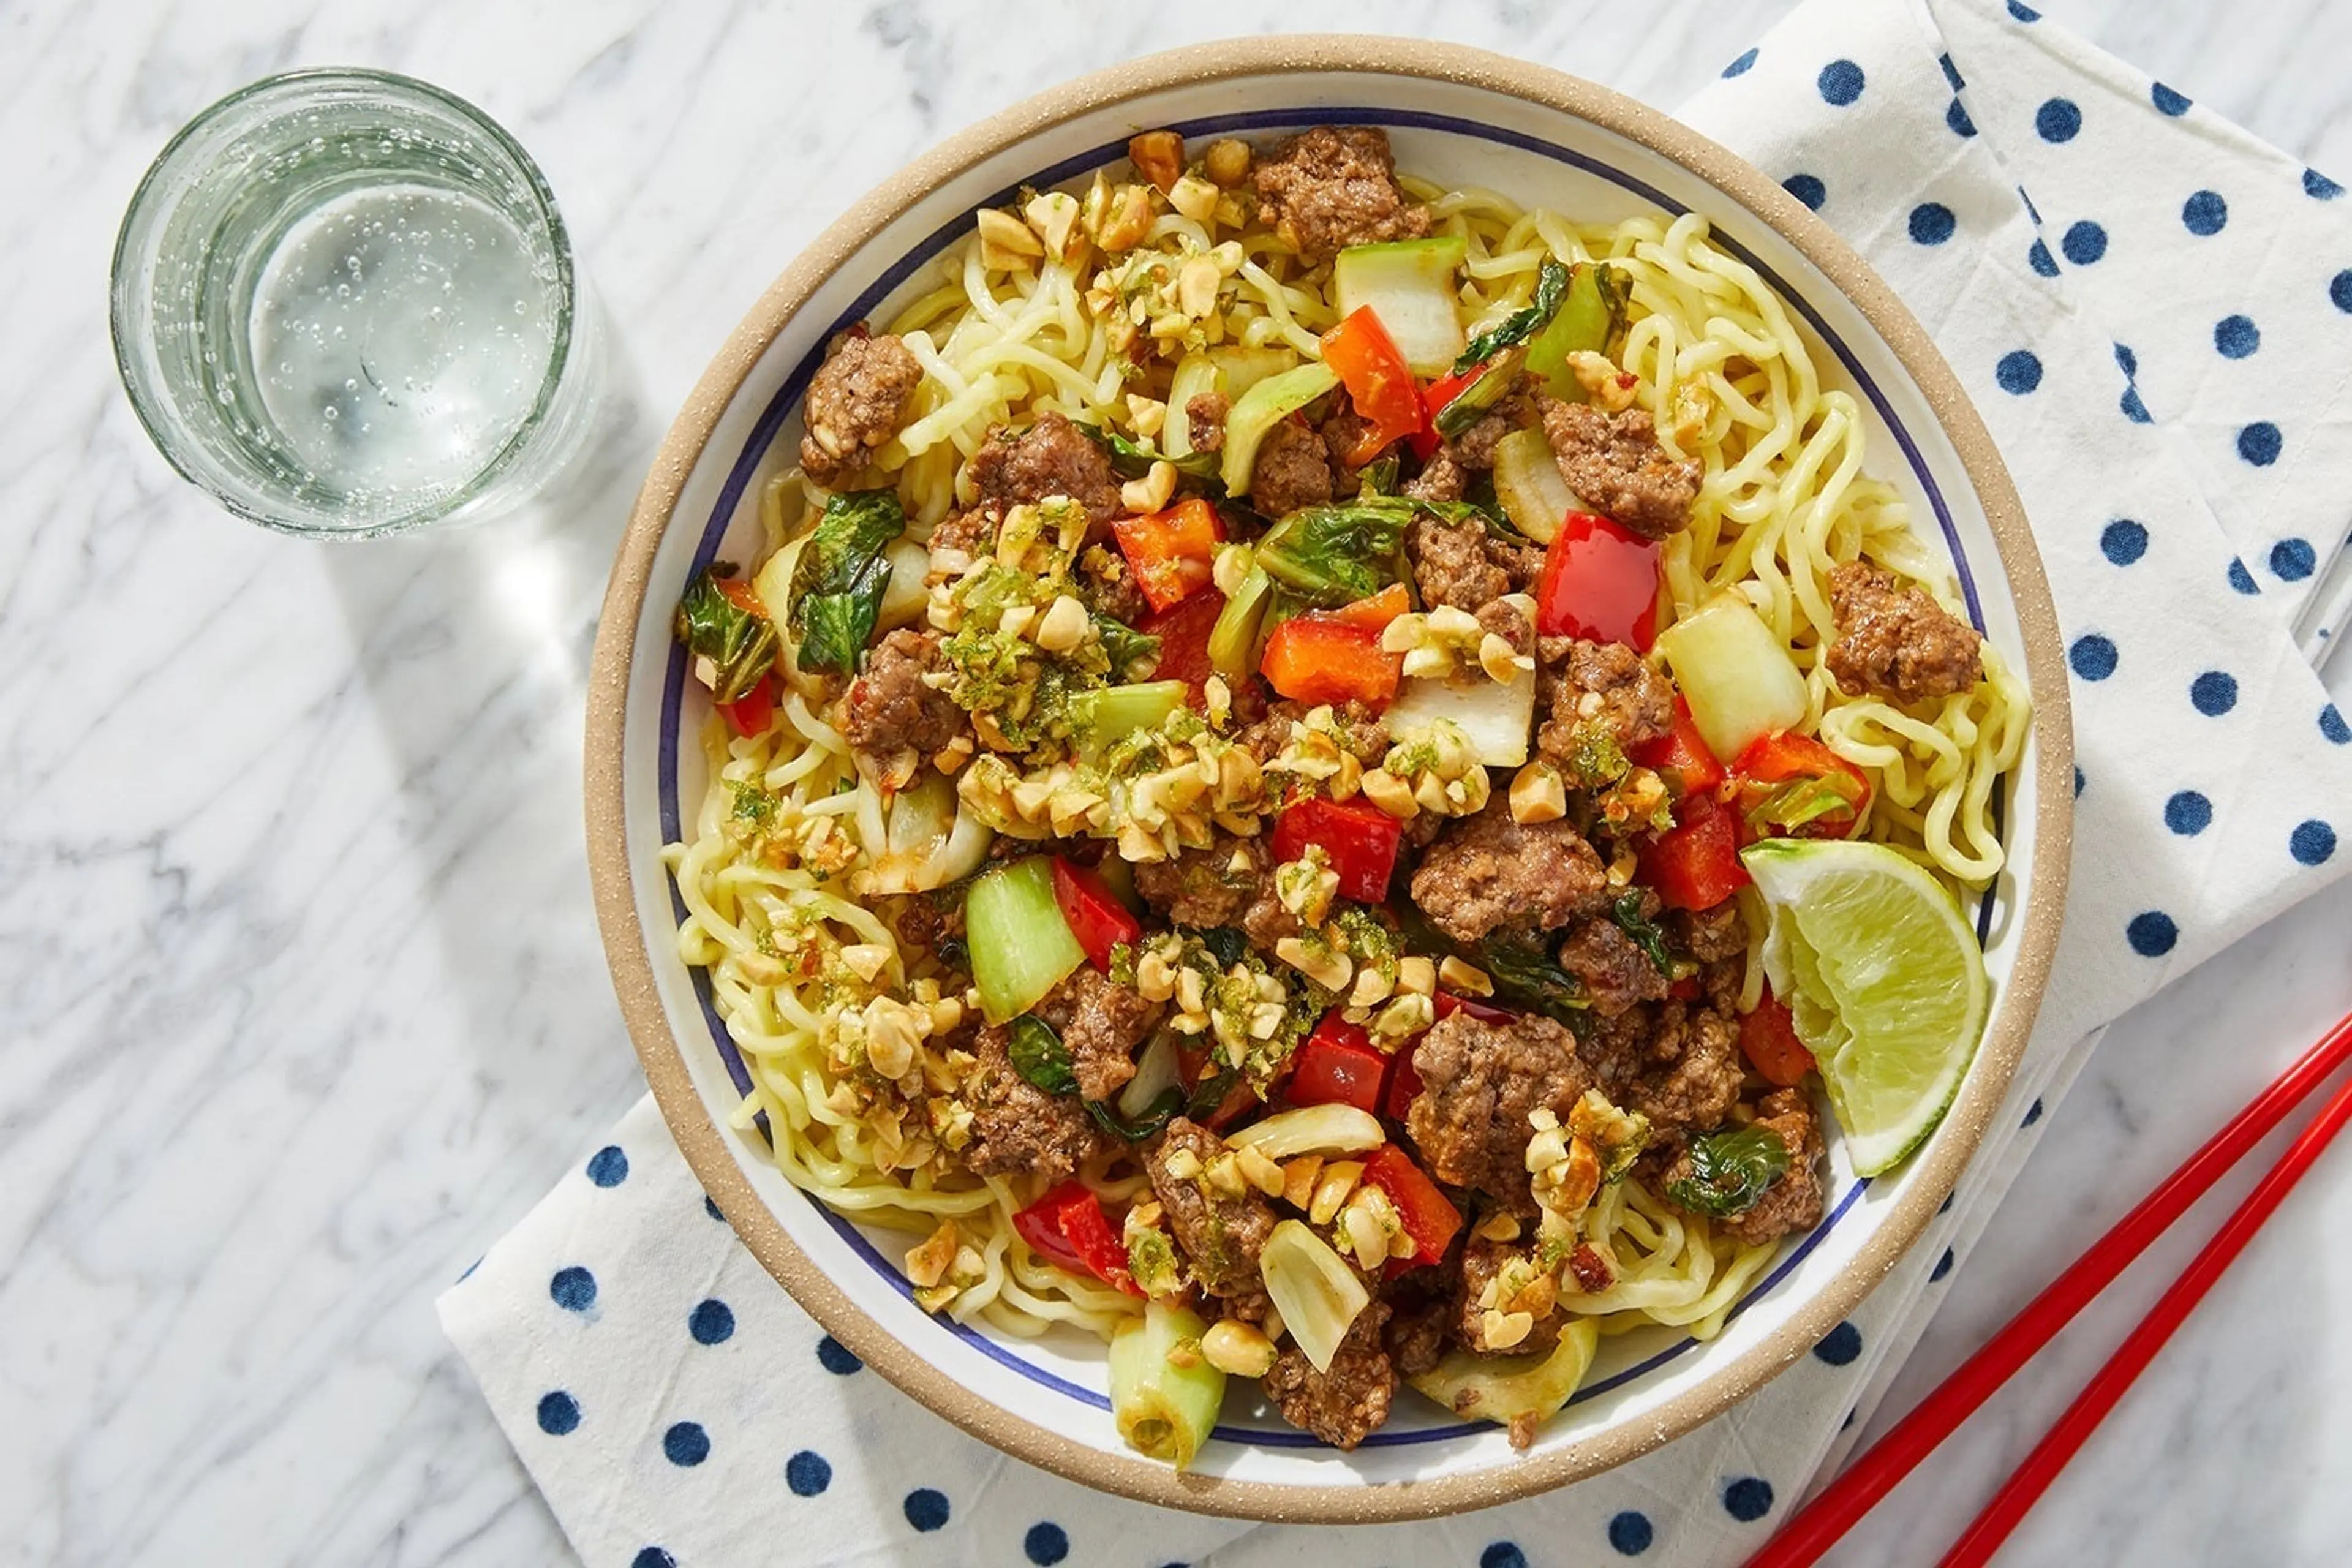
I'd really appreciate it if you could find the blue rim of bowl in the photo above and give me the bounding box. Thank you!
[656,107,1997,1450]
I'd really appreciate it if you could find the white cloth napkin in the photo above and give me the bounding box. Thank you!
[440,3,2352,1562]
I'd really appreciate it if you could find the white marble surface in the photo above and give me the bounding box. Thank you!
[6,0,2350,1563]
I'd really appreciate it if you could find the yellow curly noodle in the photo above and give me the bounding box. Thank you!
[666,162,2029,1378]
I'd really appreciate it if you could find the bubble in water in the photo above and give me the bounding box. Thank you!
[323,405,339,420]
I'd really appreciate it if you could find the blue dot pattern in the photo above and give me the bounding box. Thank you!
[2324,706,2351,744]
[1814,1321,1863,1365]
[2192,671,2240,715]
[2165,791,2212,835]
[816,1334,864,1374]
[1909,202,1956,244]
[632,1551,675,1568]
[2114,342,2138,378]
[2214,315,2260,358]
[2035,98,2081,143]
[704,1195,724,1222]
[2238,422,2282,466]
[1482,1545,1529,1568]
[2073,764,2085,797]
[1025,1522,1070,1564]
[2228,557,2259,594]
[2271,538,2316,581]
[1609,1512,1655,1555]
[1818,61,1866,107]
[2027,238,2059,277]
[1724,1477,1776,1523]
[2151,81,2191,116]
[1722,47,1758,78]
[1996,350,2043,393]
[2306,169,2345,200]
[2291,820,2338,865]
[1940,53,1964,91]
[2024,1098,2045,1126]
[786,1450,832,1496]
[905,1489,951,1532]
[2101,519,2147,565]
[538,1390,581,1435]
[1784,173,1827,211]
[550,1267,596,1312]
[2061,221,2107,265]
[586,1145,629,1186]
[2128,912,2180,957]
[690,1299,736,1345]
[1947,98,1977,139]
[2068,634,2118,680]
[2182,190,2228,235]
[663,1422,710,1467]
[2332,271,2352,313]
[2008,0,2041,17]
[1932,1248,1956,1282]
[2120,387,2152,424]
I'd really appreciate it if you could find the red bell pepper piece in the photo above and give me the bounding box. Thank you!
[715,676,776,737]
[1360,1144,1463,1270]
[1138,589,1224,704]
[1012,1182,1143,1296]
[1321,308,1427,465]
[1534,511,1662,651]
[715,576,768,617]
[1174,1040,1268,1130]
[1112,497,1224,612]
[1640,789,1750,911]
[1630,695,1725,797]
[1270,795,1404,903]
[1382,1041,1425,1123]
[1733,729,1872,839]
[1260,614,1401,707]
[1414,364,1480,460]
[1051,857,1142,973]
[1327,582,1411,633]
[1433,990,1518,1025]
[1740,990,1816,1088]
[1287,1014,1389,1114]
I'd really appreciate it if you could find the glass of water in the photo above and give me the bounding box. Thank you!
[111,69,601,538]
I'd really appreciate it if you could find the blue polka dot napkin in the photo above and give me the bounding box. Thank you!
[440,2,2352,1562]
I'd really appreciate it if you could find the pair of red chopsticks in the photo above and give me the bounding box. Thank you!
[1750,1005,2352,1567]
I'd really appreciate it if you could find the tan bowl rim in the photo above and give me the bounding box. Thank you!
[585,34,2074,1524]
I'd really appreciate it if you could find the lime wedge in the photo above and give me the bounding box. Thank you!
[1741,839,1990,1177]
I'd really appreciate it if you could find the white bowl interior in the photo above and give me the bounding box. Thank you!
[612,70,2046,1496]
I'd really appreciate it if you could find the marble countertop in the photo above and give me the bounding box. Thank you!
[8,0,2350,1562]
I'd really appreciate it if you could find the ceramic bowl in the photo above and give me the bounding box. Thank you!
[586,36,2072,1521]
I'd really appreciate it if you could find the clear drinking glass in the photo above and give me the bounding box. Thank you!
[111,69,602,538]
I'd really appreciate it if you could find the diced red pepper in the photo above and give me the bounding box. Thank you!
[1733,729,1872,839]
[715,576,767,617]
[1534,511,1662,651]
[1112,497,1225,612]
[1287,1014,1388,1114]
[1631,695,1726,797]
[1415,364,1479,459]
[1175,1041,1267,1131]
[1740,990,1817,1088]
[1361,1144,1463,1270]
[1382,1039,1425,1123]
[1270,795,1404,903]
[1328,582,1411,633]
[1138,589,1224,704]
[1321,308,1427,464]
[1012,1182,1142,1297]
[1261,614,1401,707]
[1640,789,1751,911]
[1051,857,1142,973]
[715,676,776,737]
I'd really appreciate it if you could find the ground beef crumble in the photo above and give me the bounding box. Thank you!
[1264,1299,1396,1449]
[1539,396,1701,539]
[843,628,969,763]
[1251,126,1431,264]
[1825,560,1983,704]
[1406,1009,1593,1213]
[800,328,922,486]
[965,410,1124,532]
[1406,795,1611,945]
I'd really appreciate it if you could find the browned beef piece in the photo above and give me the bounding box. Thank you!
[1319,404,1375,495]
[1145,1118,1275,1317]
[1557,916,1672,1017]
[1385,1297,1452,1379]
[1714,1088,1826,1246]
[1407,795,1611,946]
[843,629,968,760]
[1537,639,1675,772]
[965,410,1123,531]
[1405,512,1545,611]
[1031,967,1163,1102]
[800,328,922,486]
[888,892,964,960]
[1248,417,1333,518]
[1264,1300,1396,1449]
[1825,560,1983,704]
[926,501,1001,568]
[1442,379,1535,472]
[1455,1234,1566,1357]
[1407,1010,1591,1213]
[962,1024,1115,1180]
[1133,833,1262,930]
[1186,391,1231,454]
[1476,598,1534,655]
[1403,451,1467,505]
[1580,998,1744,1138]
[1232,699,1389,767]
[1251,126,1430,265]
[1076,544,1150,626]
[1670,899,1749,965]
[1539,397,1701,539]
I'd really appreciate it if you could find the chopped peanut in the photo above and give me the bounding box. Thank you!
[1438,955,1493,997]
[1281,1155,1324,1210]
[905,1220,960,1288]
[1203,137,1253,188]
[1202,1318,1276,1377]
[1127,130,1185,192]
[1309,1160,1364,1226]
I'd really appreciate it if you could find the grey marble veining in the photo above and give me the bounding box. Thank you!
[2,1,2347,1564]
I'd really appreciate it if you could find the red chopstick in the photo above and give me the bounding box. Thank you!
[1940,1067,2352,1564]
[1747,1005,2352,1568]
